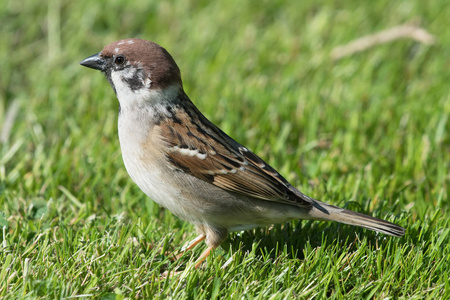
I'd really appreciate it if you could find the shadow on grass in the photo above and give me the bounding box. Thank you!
[220,218,404,261]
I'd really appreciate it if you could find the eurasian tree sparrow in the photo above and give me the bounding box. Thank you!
[80,38,404,268]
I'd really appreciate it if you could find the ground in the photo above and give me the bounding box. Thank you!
[0,0,449,298]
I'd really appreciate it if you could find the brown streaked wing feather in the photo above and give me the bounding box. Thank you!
[157,98,312,208]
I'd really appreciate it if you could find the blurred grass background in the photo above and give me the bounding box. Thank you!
[0,0,449,298]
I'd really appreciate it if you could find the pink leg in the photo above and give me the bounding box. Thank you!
[182,234,206,251]
[194,246,215,269]
[175,234,206,259]
[162,236,211,278]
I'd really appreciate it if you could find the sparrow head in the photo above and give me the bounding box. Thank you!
[80,39,182,101]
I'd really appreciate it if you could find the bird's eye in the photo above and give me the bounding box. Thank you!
[114,55,125,65]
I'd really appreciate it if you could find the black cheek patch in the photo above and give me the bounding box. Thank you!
[123,69,146,91]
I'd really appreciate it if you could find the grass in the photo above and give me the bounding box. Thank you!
[1,0,449,298]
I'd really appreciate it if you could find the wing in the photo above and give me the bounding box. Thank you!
[157,96,313,208]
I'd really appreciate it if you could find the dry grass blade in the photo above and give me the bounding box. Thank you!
[331,24,435,60]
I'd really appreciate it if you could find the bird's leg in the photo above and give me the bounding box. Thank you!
[162,234,207,278]
[194,246,215,269]
[193,227,227,268]
[175,234,206,259]
[162,228,226,277]
[182,234,206,251]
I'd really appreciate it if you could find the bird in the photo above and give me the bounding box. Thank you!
[80,38,405,268]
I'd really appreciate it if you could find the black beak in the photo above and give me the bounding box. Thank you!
[80,53,106,71]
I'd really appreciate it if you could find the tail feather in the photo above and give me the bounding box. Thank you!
[308,201,405,237]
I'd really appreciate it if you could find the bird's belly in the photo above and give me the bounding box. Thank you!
[121,151,193,219]
[125,154,301,228]
[119,132,299,230]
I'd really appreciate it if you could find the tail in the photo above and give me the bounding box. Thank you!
[307,200,405,237]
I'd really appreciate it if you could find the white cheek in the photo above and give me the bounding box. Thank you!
[111,70,181,112]
[111,71,153,109]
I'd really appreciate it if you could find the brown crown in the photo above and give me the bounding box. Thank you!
[101,39,182,90]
